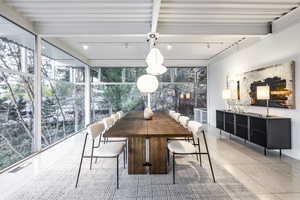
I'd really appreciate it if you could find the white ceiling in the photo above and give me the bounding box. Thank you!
[2,0,300,66]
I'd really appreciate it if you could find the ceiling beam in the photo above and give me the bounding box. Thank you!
[151,0,162,33]
[37,22,151,37]
[273,6,300,33]
[161,2,298,9]
[5,2,152,9]
[89,59,208,67]
[158,23,271,35]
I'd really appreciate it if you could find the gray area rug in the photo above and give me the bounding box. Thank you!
[5,152,259,200]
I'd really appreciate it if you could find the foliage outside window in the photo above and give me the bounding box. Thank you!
[101,68,122,82]
[0,16,36,170]
[41,41,85,148]
[91,67,207,122]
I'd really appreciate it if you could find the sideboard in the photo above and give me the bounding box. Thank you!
[216,110,291,156]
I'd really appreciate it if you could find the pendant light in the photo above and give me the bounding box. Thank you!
[145,45,167,75]
[146,64,167,75]
[137,74,159,93]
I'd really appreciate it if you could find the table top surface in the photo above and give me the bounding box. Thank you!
[104,112,192,137]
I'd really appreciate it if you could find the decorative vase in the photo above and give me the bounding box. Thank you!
[144,107,154,120]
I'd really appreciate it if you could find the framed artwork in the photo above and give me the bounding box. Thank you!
[228,61,295,109]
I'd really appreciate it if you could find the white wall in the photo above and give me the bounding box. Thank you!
[208,20,300,160]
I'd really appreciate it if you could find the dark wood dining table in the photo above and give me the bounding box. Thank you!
[104,112,192,174]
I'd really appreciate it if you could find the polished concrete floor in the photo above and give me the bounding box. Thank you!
[0,125,300,200]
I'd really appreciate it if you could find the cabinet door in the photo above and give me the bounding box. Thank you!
[216,111,224,130]
[235,115,248,140]
[225,112,235,134]
[250,117,267,147]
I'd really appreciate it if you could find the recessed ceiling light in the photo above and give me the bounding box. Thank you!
[83,45,88,50]
[167,44,172,50]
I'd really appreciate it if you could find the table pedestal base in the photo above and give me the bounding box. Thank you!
[127,137,167,174]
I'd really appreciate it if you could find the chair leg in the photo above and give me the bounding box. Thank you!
[197,138,202,167]
[123,149,126,169]
[90,139,95,170]
[125,140,128,164]
[95,136,102,164]
[117,155,119,189]
[75,133,88,188]
[173,153,176,184]
[167,148,170,165]
[95,134,102,148]
[202,131,216,183]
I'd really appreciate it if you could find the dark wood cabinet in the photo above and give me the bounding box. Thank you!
[216,110,224,130]
[236,114,248,140]
[216,110,291,156]
[224,112,235,134]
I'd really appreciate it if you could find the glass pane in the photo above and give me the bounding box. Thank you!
[159,69,171,82]
[0,16,35,74]
[174,68,195,82]
[73,67,85,83]
[90,69,99,82]
[101,68,122,82]
[195,67,207,108]
[41,41,86,148]
[42,41,85,81]
[136,68,146,79]
[42,79,85,146]
[0,72,34,170]
[125,68,136,82]
[90,67,207,121]
[91,84,144,122]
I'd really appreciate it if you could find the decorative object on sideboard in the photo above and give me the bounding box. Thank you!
[257,85,270,116]
[222,89,231,111]
[228,61,295,109]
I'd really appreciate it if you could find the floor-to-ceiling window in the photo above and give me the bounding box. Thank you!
[91,67,207,122]
[0,16,35,170]
[41,41,86,148]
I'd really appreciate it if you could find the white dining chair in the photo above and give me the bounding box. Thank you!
[167,121,216,184]
[75,121,126,189]
[171,112,181,121]
[101,117,128,163]
[167,115,192,162]
[169,110,175,116]
[178,116,190,128]
[168,115,190,141]
[117,111,124,119]
[111,113,119,124]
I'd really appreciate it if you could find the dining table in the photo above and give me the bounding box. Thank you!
[104,112,192,174]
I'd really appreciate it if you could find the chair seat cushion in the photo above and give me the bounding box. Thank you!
[168,141,197,154]
[97,142,125,157]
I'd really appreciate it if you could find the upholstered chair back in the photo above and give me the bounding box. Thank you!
[179,116,190,128]
[188,121,204,139]
[111,114,118,123]
[88,122,105,139]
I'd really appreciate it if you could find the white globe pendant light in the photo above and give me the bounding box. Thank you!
[146,64,167,75]
[146,48,164,67]
[145,47,167,75]
[137,74,159,93]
